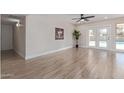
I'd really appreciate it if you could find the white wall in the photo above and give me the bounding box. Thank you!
[13,17,26,58]
[26,15,74,59]
[77,17,124,50]
[0,14,1,79]
[1,24,13,50]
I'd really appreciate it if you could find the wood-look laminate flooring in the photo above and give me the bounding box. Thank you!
[1,48,124,79]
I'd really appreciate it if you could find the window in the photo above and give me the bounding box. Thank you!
[116,24,124,50]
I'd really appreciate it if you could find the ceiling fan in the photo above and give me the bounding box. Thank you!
[72,14,95,22]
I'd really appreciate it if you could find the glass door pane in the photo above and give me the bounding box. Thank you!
[116,24,124,50]
[89,29,96,47]
[99,28,108,48]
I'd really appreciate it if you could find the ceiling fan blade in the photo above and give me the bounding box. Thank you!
[76,19,81,22]
[84,16,95,18]
[84,18,89,21]
[72,18,80,20]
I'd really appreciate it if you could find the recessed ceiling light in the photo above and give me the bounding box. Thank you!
[104,16,108,19]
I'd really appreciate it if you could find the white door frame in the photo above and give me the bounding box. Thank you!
[87,27,97,48]
[97,26,111,50]
[114,23,124,52]
[85,24,124,53]
[87,26,111,50]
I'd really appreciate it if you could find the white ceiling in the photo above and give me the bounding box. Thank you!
[70,14,124,24]
[1,14,25,25]
[1,14,124,25]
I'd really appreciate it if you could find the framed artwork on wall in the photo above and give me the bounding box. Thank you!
[55,28,64,40]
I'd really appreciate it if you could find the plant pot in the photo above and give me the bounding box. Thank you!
[76,44,78,48]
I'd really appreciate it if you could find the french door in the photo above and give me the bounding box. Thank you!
[115,23,124,50]
[88,29,96,47]
[88,27,110,50]
[97,28,110,49]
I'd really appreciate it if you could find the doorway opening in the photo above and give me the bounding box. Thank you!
[1,14,26,78]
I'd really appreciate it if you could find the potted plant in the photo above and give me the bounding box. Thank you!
[73,29,81,48]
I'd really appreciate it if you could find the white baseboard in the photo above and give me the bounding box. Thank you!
[25,46,72,60]
[14,49,25,58]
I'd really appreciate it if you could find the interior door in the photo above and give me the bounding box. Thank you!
[97,27,110,49]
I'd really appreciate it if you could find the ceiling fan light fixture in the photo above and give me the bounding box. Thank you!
[81,19,85,21]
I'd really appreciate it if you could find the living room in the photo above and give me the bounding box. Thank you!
[1,14,124,79]
[1,0,124,93]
